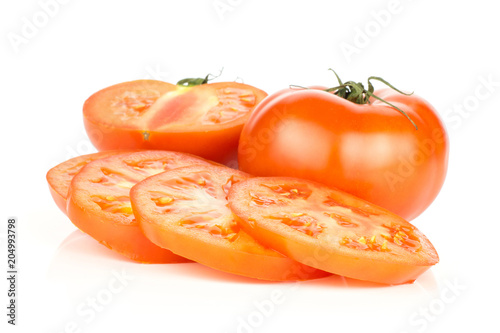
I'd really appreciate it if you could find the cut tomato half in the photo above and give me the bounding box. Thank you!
[130,164,329,281]
[66,150,216,263]
[47,151,136,214]
[228,177,439,285]
[83,80,267,164]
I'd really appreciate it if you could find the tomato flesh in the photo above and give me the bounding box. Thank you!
[66,150,215,263]
[228,177,439,285]
[130,164,330,281]
[84,80,267,164]
[46,151,136,214]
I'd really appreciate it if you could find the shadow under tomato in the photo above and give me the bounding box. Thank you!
[48,230,309,285]
[169,261,284,285]
[51,228,138,263]
[300,268,438,291]
[48,229,438,291]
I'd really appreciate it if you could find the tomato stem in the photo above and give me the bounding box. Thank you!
[325,69,418,130]
[176,68,224,87]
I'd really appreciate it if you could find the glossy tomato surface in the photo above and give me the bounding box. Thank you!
[238,88,449,220]
[66,150,216,263]
[84,80,267,164]
[130,164,329,281]
[229,176,439,285]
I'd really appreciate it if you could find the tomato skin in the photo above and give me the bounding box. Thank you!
[84,80,267,164]
[84,117,243,165]
[48,182,67,214]
[238,88,449,220]
[67,195,188,263]
[228,176,439,285]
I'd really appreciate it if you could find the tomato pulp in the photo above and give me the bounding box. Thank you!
[84,80,267,164]
[66,150,216,263]
[131,164,330,281]
[46,151,135,214]
[229,176,439,284]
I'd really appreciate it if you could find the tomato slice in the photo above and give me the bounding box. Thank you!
[130,164,329,281]
[66,150,216,263]
[83,80,267,164]
[228,177,439,285]
[47,151,136,214]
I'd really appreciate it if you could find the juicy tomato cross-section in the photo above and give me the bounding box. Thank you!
[66,150,216,263]
[83,80,267,164]
[130,164,330,281]
[228,177,439,285]
[46,150,136,214]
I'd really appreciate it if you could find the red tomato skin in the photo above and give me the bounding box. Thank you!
[83,117,243,166]
[48,185,67,214]
[238,88,449,221]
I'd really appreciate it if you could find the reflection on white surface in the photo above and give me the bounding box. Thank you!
[44,230,441,332]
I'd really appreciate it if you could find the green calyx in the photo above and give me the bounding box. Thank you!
[325,69,418,130]
[176,68,224,87]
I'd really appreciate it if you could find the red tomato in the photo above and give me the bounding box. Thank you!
[130,164,329,281]
[228,176,439,284]
[66,150,216,263]
[84,80,267,164]
[46,151,135,214]
[238,87,449,220]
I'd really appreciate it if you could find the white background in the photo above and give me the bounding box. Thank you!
[2,0,499,332]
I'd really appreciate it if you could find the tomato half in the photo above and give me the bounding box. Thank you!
[238,88,449,220]
[46,151,136,214]
[130,164,329,281]
[84,80,267,164]
[228,177,439,285]
[66,150,216,263]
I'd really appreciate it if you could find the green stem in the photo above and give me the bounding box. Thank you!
[326,69,418,130]
[176,68,224,87]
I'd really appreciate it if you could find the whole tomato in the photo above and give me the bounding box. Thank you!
[238,78,449,221]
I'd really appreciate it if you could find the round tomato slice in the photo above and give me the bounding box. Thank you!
[47,150,136,214]
[130,164,329,281]
[83,80,267,164]
[67,150,216,263]
[228,177,439,285]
